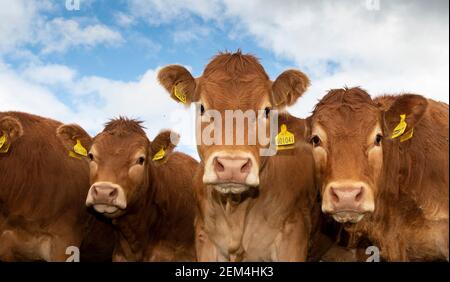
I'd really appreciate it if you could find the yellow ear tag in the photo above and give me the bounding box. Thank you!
[173,85,187,104]
[152,147,166,161]
[391,114,407,139]
[400,128,414,142]
[69,151,82,159]
[276,124,295,150]
[0,134,10,153]
[0,134,6,149]
[69,139,87,159]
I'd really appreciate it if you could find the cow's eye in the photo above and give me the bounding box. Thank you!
[264,107,271,118]
[200,104,205,116]
[88,153,94,161]
[137,156,145,165]
[375,134,383,146]
[311,135,321,147]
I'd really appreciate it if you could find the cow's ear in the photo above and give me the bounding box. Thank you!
[150,130,180,165]
[271,69,310,107]
[56,124,93,154]
[157,65,198,105]
[383,94,428,139]
[0,116,24,152]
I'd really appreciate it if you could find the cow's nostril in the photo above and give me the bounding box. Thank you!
[109,189,118,198]
[240,158,251,173]
[355,187,363,202]
[214,158,225,172]
[330,187,339,203]
[93,186,99,196]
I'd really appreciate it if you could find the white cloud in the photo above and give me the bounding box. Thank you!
[0,62,73,120]
[115,11,135,27]
[0,0,49,54]
[127,0,223,25]
[0,0,123,56]
[22,64,76,85]
[37,18,124,54]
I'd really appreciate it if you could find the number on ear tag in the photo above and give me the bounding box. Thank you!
[276,124,295,150]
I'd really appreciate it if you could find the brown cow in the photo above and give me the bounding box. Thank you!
[0,111,114,261]
[308,87,449,261]
[57,117,198,261]
[157,51,319,261]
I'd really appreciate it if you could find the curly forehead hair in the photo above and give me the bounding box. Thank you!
[103,117,146,135]
[313,87,378,115]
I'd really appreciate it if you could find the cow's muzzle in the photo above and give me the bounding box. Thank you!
[203,151,259,193]
[321,181,375,223]
[86,182,127,215]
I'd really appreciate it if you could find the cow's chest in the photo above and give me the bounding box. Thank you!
[205,205,281,261]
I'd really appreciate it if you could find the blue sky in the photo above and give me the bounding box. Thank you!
[0,0,448,158]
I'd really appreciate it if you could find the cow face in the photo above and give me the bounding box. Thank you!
[158,51,310,195]
[309,87,428,223]
[57,119,177,218]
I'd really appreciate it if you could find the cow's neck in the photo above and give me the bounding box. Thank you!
[205,188,257,261]
[112,181,159,261]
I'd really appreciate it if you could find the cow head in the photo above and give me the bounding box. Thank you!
[158,51,310,195]
[308,87,428,223]
[57,118,178,218]
[0,116,23,153]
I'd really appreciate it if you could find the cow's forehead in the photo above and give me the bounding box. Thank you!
[197,51,272,110]
[313,104,380,134]
[202,52,269,79]
[93,131,149,155]
[198,77,270,110]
